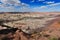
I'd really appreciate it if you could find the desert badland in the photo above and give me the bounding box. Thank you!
[0,12,60,40]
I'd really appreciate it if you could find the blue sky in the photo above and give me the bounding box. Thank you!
[0,0,60,12]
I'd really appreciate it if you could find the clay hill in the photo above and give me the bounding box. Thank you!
[0,12,60,40]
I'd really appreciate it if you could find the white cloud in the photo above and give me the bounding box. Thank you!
[0,0,29,8]
[38,0,45,1]
[0,0,30,7]
[0,0,60,12]
[41,2,60,8]
[32,2,60,12]
[31,0,45,2]
[44,1,55,4]
[0,0,22,7]
[31,0,35,2]
[0,0,21,4]
[0,0,30,12]
[40,6,47,8]
[33,6,46,10]
[21,3,29,7]
[49,2,60,6]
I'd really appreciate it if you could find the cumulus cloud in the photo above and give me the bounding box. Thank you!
[0,0,31,12]
[49,2,60,6]
[0,0,60,12]
[32,2,60,12]
[40,2,60,8]
[0,0,30,7]
[40,6,46,8]
[0,0,21,4]
[44,1,55,4]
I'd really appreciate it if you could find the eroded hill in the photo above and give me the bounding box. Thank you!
[0,12,60,40]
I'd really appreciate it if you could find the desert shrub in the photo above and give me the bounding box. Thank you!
[58,21,60,24]
[49,37,57,40]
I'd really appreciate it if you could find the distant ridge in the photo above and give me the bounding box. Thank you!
[0,12,60,14]
[0,12,30,14]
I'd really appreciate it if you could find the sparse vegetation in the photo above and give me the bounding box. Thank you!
[49,37,57,40]
[58,21,60,24]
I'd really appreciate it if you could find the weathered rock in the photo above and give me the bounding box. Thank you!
[0,13,60,34]
[3,17,56,34]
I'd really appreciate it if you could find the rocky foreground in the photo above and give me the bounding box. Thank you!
[0,12,60,40]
